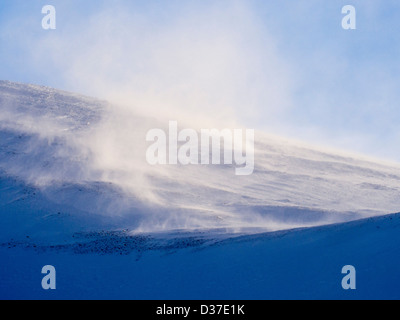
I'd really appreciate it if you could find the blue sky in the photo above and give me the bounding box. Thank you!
[1,0,400,162]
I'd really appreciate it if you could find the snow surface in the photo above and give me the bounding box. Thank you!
[1,213,400,299]
[0,80,399,299]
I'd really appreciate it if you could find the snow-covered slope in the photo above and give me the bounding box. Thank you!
[1,80,400,299]
[0,80,399,238]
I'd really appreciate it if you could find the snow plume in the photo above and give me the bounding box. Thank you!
[2,0,293,200]
[1,1,400,232]
[10,1,293,210]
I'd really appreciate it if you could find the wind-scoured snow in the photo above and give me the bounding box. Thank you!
[1,81,400,299]
[0,80,399,237]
